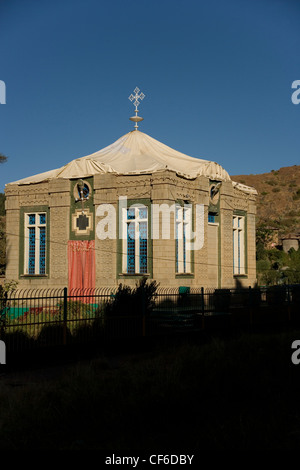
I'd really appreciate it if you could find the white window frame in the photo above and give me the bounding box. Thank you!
[24,212,47,275]
[233,215,245,275]
[175,205,192,274]
[122,205,148,274]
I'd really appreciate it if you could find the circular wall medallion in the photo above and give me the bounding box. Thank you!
[73,179,91,201]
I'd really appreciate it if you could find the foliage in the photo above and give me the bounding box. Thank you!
[0,279,18,299]
[292,189,300,201]
[256,224,275,248]
[57,299,95,319]
[6,300,102,340]
[0,215,5,275]
[281,248,300,284]
[104,277,159,316]
[213,288,231,312]
[0,194,6,274]
[266,285,286,305]
[0,193,5,216]
[257,246,300,285]
[265,178,277,186]
[0,153,7,164]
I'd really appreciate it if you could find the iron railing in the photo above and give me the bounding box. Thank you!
[1,284,300,354]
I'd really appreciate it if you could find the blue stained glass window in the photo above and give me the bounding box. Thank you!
[77,183,89,199]
[139,221,147,273]
[127,222,135,273]
[39,214,46,224]
[29,214,35,225]
[28,227,36,274]
[208,213,215,223]
[127,208,135,220]
[139,207,147,219]
[125,207,148,274]
[39,227,46,274]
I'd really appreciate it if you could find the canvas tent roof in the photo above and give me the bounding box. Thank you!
[7,130,257,194]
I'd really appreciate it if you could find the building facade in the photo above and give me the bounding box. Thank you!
[5,129,257,291]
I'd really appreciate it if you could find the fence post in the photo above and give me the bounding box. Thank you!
[201,287,205,330]
[0,291,7,340]
[63,287,68,345]
[249,286,253,327]
[142,289,146,337]
[287,284,291,323]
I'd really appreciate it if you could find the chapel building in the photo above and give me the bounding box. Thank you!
[5,94,257,292]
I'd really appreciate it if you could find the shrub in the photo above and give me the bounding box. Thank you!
[292,189,300,201]
[58,299,94,319]
[213,289,231,312]
[266,285,286,305]
[266,179,277,186]
[291,285,300,305]
[104,277,159,317]
[38,323,72,346]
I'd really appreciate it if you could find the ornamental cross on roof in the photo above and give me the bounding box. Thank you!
[128,87,145,130]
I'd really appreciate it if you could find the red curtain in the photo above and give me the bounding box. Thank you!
[68,240,95,297]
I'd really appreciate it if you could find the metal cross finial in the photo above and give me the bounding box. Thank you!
[128,87,145,112]
[128,87,145,130]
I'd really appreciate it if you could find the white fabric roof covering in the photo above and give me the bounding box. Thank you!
[7,130,257,194]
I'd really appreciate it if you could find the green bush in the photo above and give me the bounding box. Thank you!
[38,323,72,346]
[0,193,5,216]
[291,285,300,305]
[58,299,95,319]
[266,179,277,186]
[2,329,34,352]
[266,285,286,305]
[104,277,159,317]
[213,289,231,312]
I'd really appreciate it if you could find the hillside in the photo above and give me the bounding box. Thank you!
[232,165,300,238]
[0,194,5,275]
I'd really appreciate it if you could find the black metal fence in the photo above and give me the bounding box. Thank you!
[1,284,300,355]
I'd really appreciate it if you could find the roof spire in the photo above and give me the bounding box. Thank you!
[128,87,145,130]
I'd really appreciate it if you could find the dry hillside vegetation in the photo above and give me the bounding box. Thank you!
[232,165,300,237]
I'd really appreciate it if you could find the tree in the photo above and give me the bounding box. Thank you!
[105,277,159,316]
[256,224,274,247]
[0,218,5,275]
[0,153,7,274]
[0,153,7,164]
[282,249,300,284]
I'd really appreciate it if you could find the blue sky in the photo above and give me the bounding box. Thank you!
[0,0,299,192]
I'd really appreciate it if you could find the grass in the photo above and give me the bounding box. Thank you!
[1,329,300,450]
[3,300,106,340]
